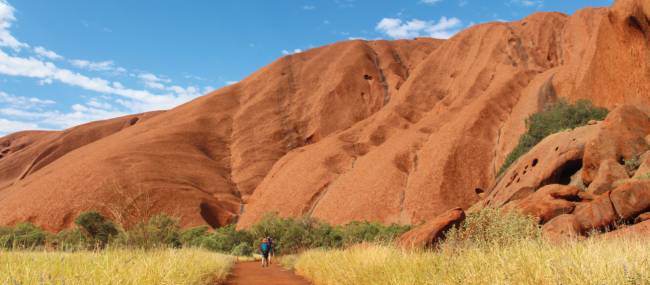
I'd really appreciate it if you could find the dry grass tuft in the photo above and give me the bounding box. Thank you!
[0,248,235,285]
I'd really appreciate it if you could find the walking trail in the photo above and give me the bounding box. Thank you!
[223,261,311,285]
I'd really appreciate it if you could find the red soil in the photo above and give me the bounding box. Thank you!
[224,262,311,285]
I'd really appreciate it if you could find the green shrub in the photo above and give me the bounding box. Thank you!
[498,99,608,176]
[180,226,210,247]
[249,213,411,255]
[231,242,254,256]
[2,223,48,249]
[442,207,540,249]
[118,215,182,249]
[75,211,119,248]
[201,224,254,254]
[338,221,411,246]
[48,228,88,251]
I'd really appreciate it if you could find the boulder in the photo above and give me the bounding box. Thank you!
[397,208,465,249]
[581,106,650,186]
[573,192,618,233]
[610,180,650,221]
[504,184,579,223]
[542,214,581,241]
[586,159,629,194]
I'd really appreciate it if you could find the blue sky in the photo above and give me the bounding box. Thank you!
[0,0,613,136]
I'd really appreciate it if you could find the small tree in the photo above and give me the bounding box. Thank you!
[75,211,119,248]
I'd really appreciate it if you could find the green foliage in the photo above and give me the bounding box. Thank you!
[230,242,254,256]
[200,224,254,253]
[48,229,88,251]
[442,207,541,249]
[498,99,608,176]
[118,215,182,249]
[0,223,47,249]
[180,226,210,247]
[624,157,641,175]
[0,211,411,255]
[249,213,411,255]
[75,211,119,248]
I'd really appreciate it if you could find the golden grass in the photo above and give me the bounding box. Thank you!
[0,248,235,285]
[292,239,650,285]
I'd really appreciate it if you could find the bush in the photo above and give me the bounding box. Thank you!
[118,215,182,249]
[442,207,540,249]
[201,224,254,254]
[498,99,608,176]
[180,226,210,247]
[75,211,119,248]
[48,228,88,251]
[231,242,254,256]
[0,223,48,249]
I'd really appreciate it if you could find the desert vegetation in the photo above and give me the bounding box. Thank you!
[0,249,234,285]
[287,208,650,285]
[0,211,410,283]
[498,99,608,176]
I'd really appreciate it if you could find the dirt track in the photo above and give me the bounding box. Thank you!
[223,261,311,285]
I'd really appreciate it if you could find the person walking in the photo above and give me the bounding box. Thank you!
[267,236,274,264]
[260,238,271,267]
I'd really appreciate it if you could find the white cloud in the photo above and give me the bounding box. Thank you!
[376,16,462,39]
[303,5,315,10]
[0,118,38,136]
[70,59,118,72]
[510,0,543,7]
[225,81,238,86]
[420,0,443,5]
[33,46,63,60]
[0,0,27,50]
[0,0,213,134]
[281,49,303,55]
[0,91,55,108]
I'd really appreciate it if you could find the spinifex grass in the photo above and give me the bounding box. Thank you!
[291,239,650,285]
[0,248,235,285]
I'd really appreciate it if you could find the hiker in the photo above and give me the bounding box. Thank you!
[260,238,271,267]
[267,236,274,264]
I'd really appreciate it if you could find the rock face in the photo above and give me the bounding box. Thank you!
[397,208,465,249]
[486,105,650,240]
[1,0,650,232]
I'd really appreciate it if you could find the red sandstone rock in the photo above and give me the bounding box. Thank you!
[610,180,650,221]
[397,208,465,249]
[504,185,579,223]
[587,159,629,194]
[573,192,618,233]
[0,1,649,231]
[542,214,581,241]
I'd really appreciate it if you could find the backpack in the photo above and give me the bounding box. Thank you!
[261,242,270,253]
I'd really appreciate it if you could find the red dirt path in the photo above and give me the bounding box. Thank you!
[223,261,311,285]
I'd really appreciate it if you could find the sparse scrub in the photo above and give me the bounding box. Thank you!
[117,214,182,249]
[0,249,235,285]
[75,211,119,248]
[0,223,47,249]
[442,207,541,249]
[624,156,641,175]
[499,99,608,176]
[291,238,650,285]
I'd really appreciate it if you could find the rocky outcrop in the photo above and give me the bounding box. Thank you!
[397,208,465,249]
[486,104,650,240]
[1,0,650,232]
